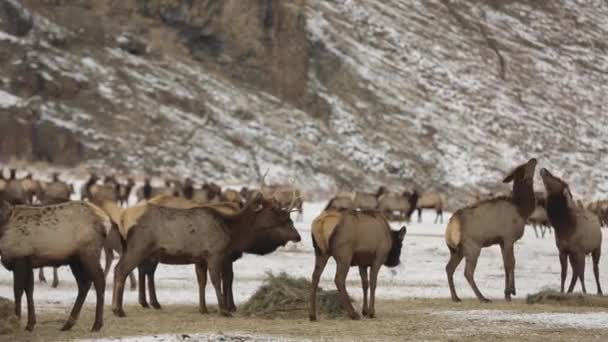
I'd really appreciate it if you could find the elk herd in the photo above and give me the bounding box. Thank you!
[0,161,607,332]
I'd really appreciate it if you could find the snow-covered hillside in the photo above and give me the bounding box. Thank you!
[1,0,607,208]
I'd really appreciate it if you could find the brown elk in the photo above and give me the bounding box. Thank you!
[540,168,602,294]
[109,192,300,317]
[325,191,378,211]
[37,172,73,287]
[445,158,537,302]
[135,178,178,202]
[528,194,551,238]
[587,200,608,228]
[0,201,111,331]
[415,191,443,223]
[117,178,135,206]
[377,190,419,221]
[309,209,406,320]
[3,169,26,205]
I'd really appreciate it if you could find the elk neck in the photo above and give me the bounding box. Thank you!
[512,178,535,219]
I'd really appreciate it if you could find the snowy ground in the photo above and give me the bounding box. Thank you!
[1,201,608,340]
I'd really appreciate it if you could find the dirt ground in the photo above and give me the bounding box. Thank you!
[6,298,608,342]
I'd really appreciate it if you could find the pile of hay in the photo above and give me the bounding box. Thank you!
[527,290,608,308]
[241,272,351,318]
[0,296,19,334]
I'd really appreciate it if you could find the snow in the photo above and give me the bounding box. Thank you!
[0,89,21,108]
[436,309,608,330]
[78,332,310,342]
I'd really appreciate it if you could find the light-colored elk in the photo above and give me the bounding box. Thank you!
[0,201,111,331]
[445,158,537,302]
[415,191,443,223]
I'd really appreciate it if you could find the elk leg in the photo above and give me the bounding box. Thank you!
[368,261,382,318]
[559,251,568,293]
[51,267,59,288]
[222,261,236,312]
[358,266,369,317]
[309,254,329,321]
[541,226,547,238]
[574,252,587,294]
[335,259,359,320]
[82,254,105,332]
[137,265,148,308]
[38,268,46,283]
[128,271,137,291]
[593,248,602,295]
[147,261,161,309]
[566,254,579,293]
[533,226,539,238]
[113,246,147,317]
[195,262,208,314]
[103,245,113,279]
[61,262,91,331]
[464,247,489,303]
[446,248,464,302]
[417,208,422,223]
[500,242,516,300]
[208,256,229,316]
[24,260,36,331]
[13,260,26,319]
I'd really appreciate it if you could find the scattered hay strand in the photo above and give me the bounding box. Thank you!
[526,289,608,308]
[241,272,352,319]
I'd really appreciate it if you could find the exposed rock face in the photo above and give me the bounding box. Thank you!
[0,110,84,166]
[0,0,34,37]
[0,1,606,209]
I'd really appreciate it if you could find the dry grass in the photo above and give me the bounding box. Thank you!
[5,297,608,342]
[527,289,608,308]
[241,272,347,318]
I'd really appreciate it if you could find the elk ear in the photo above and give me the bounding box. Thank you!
[398,226,407,241]
[563,188,575,209]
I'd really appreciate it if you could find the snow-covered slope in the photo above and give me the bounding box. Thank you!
[1,0,607,208]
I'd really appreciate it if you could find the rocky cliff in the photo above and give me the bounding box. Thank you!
[0,0,607,207]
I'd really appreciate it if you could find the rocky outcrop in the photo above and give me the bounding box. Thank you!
[0,110,84,166]
[0,0,33,37]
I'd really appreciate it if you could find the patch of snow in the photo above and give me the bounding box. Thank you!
[0,89,21,108]
[437,309,608,330]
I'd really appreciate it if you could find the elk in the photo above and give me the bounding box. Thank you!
[117,178,135,206]
[0,200,111,331]
[135,178,177,202]
[80,173,99,200]
[109,192,300,317]
[415,191,443,223]
[325,191,378,211]
[540,168,602,294]
[445,158,537,302]
[3,169,26,205]
[309,209,406,320]
[528,194,551,238]
[377,190,419,221]
[36,173,73,287]
[190,183,222,204]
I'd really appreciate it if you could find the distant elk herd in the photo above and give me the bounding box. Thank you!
[0,161,607,332]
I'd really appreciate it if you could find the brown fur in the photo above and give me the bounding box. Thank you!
[0,201,109,331]
[416,192,443,223]
[540,168,602,295]
[309,209,406,321]
[446,158,537,303]
[110,193,301,317]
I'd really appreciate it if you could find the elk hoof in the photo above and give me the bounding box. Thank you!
[451,297,461,303]
[362,309,369,317]
[309,315,317,322]
[199,308,209,315]
[219,310,232,317]
[25,322,36,332]
[91,322,103,332]
[139,301,149,309]
[130,285,137,291]
[367,313,375,319]
[511,288,516,296]
[151,302,162,310]
[112,308,126,317]
[479,297,491,303]
[52,281,59,288]
[349,312,361,320]
[60,320,74,331]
